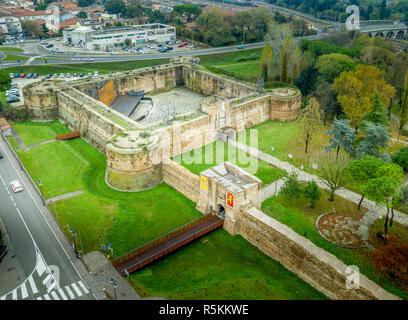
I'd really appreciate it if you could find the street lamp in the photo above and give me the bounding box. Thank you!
[37,179,45,206]
[15,146,22,170]
[110,278,118,300]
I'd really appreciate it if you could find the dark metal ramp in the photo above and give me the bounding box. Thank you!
[112,213,223,276]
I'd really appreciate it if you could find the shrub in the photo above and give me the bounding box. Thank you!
[373,243,408,289]
[280,172,303,200]
[392,146,408,172]
[303,180,321,208]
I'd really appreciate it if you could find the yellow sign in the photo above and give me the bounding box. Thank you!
[201,176,207,190]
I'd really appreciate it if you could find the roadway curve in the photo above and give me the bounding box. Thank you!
[0,33,330,69]
[0,136,94,300]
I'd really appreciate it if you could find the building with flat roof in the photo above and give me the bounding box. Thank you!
[63,23,176,50]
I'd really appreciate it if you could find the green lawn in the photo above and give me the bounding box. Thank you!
[262,191,408,299]
[217,61,261,78]
[12,120,70,146]
[9,120,326,300]
[199,48,262,67]
[3,59,170,76]
[173,141,286,185]
[3,54,29,61]
[131,229,327,300]
[0,47,24,52]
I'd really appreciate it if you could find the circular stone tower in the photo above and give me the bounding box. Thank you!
[105,130,163,192]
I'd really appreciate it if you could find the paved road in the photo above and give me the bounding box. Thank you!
[0,135,94,300]
[0,33,330,69]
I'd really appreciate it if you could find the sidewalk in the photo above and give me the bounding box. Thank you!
[229,139,408,229]
[0,216,9,262]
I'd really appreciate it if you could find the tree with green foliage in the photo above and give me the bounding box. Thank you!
[298,97,321,154]
[362,162,404,243]
[355,122,391,162]
[303,180,321,208]
[105,0,126,15]
[280,36,293,83]
[0,69,11,91]
[398,69,408,140]
[392,146,408,172]
[280,172,303,200]
[294,62,318,96]
[346,156,385,210]
[315,53,355,83]
[260,44,273,81]
[315,151,349,202]
[78,0,94,7]
[315,81,342,125]
[325,118,355,160]
[77,10,88,19]
[361,90,389,128]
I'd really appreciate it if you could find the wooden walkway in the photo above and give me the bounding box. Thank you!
[112,213,224,276]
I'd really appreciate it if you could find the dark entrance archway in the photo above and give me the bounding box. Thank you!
[217,204,225,218]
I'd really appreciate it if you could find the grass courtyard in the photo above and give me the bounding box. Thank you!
[7,120,325,300]
[262,190,408,299]
[173,140,286,185]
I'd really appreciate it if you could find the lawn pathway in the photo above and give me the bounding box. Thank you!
[25,139,56,151]
[229,139,408,236]
[46,190,84,205]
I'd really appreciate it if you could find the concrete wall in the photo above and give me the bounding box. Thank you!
[234,207,399,300]
[162,157,201,203]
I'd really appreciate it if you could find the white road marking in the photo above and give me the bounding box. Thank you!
[36,252,47,276]
[36,297,42,300]
[71,283,82,297]
[28,275,38,294]
[20,283,28,299]
[1,294,7,300]
[11,289,17,300]
[0,143,95,299]
[50,291,60,300]
[43,294,51,300]
[42,274,52,286]
[78,281,89,294]
[64,286,75,299]
[57,288,68,300]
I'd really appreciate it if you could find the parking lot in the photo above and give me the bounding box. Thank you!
[40,38,199,55]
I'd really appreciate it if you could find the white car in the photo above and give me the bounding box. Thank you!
[10,180,23,193]
[94,71,99,77]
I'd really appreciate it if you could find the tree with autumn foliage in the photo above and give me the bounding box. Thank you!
[332,64,396,133]
[297,97,321,154]
[373,243,408,289]
[260,44,273,82]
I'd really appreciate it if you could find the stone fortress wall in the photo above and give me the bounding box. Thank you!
[23,56,301,191]
[21,57,399,300]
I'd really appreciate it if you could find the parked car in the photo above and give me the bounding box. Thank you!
[94,71,99,77]
[45,74,51,79]
[59,73,65,78]
[26,73,33,79]
[79,73,84,77]
[87,72,92,77]
[9,73,14,78]
[53,73,58,78]
[0,150,3,159]
[14,73,20,78]
[20,74,26,78]
[178,42,188,48]
[33,73,38,79]
[10,180,23,193]
[66,73,71,78]
[73,73,78,77]
[46,43,54,48]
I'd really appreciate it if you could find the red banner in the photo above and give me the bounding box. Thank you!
[227,193,234,208]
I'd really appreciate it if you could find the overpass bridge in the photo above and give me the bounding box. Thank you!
[358,20,408,39]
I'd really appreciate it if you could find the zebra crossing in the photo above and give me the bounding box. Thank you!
[1,249,91,301]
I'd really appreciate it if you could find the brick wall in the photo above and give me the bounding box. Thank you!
[162,158,201,203]
[235,207,399,300]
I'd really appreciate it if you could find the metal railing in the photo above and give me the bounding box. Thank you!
[112,212,217,267]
